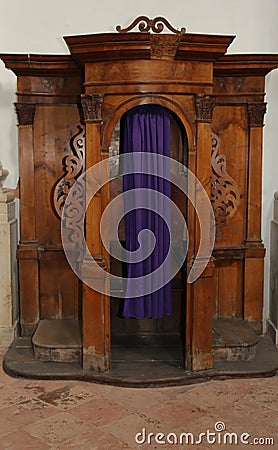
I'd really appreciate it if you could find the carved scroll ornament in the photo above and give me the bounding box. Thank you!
[53,124,86,258]
[62,176,86,262]
[210,131,240,229]
[116,16,186,35]
[53,124,85,218]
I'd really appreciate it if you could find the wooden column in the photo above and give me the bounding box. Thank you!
[15,103,40,336]
[244,102,267,332]
[81,94,110,372]
[188,96,216,371]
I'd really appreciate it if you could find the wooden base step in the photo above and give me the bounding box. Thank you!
[212,318,259,361]
[32,319,81,363]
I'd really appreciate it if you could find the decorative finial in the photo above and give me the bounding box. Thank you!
[0,161,9,188]
[116,16,186,35]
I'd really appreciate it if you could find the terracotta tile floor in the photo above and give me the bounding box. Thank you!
[0,347,277,449]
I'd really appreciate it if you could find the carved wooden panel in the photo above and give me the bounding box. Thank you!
[34,105,81,246]
[211,105,248,320]
[211,105,248,246]
[33,104,81,320]
[210,130,240,229]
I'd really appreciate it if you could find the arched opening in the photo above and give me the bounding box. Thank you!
[108,104,189,372]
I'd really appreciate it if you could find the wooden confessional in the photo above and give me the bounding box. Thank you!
[1,17,278,382]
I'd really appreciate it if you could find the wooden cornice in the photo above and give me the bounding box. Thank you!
[64,32,235,64]
[0,54,81,77]
[214,54,278,77]
[2,39,278,80]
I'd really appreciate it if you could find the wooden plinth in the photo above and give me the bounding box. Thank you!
[32,319,81,363]
[212,318,259,361]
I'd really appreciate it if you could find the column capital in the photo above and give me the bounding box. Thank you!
[15,103,36,126]
[247,102,267,127]
[81,94,103,122]
[195,95,215,122]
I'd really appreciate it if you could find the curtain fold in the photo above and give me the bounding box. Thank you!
[121,104,172,319]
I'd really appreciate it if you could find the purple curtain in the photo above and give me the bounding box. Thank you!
[121,104,172,319]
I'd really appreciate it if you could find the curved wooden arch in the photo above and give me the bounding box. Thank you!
[101,95,195,154]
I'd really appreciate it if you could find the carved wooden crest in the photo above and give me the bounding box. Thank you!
[116,16,186,35]
[210,130,240,231]
[53,124,85,218]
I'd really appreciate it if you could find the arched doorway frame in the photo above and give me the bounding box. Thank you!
[100,95,195,369]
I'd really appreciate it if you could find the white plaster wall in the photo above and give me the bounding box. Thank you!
[0,0,278,323]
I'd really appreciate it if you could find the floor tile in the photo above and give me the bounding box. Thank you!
[0,415,18,436]
[174,380,248,412]
[0,429,50,449]
[100,411,172,447]
[51,427,134,449]
[144,398,205,428]
[25,412,93,446]
[0,384,38,409]
[69,397,133,427]
[95,386,166,413]
[37,384,101,411]
[0,398,60,427]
